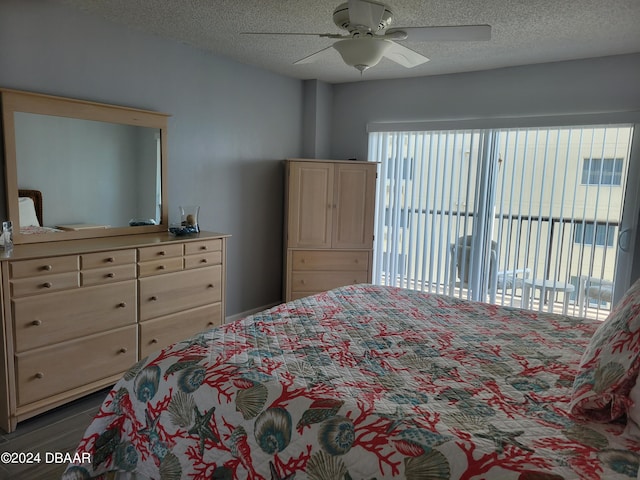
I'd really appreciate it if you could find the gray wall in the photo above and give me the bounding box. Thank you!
[302,80,333,159]
[0,0,304,316]
[329,54,640,160]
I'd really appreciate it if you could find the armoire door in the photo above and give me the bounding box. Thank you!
[332,163,377,249]
[287,161,334,248]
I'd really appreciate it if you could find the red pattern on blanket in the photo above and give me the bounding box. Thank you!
[63,284,640,479]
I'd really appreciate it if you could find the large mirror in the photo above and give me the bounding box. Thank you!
[1,89,169,244]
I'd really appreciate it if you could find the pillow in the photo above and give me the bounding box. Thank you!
[19,196,40,227]
[569,277,640,422]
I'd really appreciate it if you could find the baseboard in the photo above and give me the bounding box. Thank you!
[225,301,282,323]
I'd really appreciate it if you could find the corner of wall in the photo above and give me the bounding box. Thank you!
[302,80,333,159]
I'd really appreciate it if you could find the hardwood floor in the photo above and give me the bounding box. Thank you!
[0,388,110,480]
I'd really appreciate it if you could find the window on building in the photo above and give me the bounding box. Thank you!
[574,222,616,247]
[581,157,623,185]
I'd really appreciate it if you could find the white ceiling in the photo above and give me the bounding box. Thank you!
[58,0,640,84]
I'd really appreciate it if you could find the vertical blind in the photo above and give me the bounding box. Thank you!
[369,125,633,319]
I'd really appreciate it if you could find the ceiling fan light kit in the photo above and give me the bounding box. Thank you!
[333,38,391,72]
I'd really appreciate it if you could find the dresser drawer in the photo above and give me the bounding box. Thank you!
[9,255,78,279]
[184,239,222,255]
[184,251,222,270]
[138,257,184,277]
[13,280,136,352]
[138,244,183,262]
[139,265,222,320]
[291,250,369,271]
[15,325,136,406]
[82,264,136,286]
[81,249,136,270]
[10,272,79,297]
[139,304,222,357]
[290,271,368,294]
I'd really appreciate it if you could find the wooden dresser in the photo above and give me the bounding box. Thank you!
[283,159,377,301]
[0,231,228,432]
[138,238,224,357]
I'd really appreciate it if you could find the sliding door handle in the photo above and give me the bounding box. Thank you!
[618,228,632,252]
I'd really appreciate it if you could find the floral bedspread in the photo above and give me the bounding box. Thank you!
[64,284,640,479]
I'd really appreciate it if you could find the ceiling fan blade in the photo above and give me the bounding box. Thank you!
[293,46,336,65]
[387,25,491,42]
[241,32,344,39]
[348,0,386,31]
[383,41,429,68]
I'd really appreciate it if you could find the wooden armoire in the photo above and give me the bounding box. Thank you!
[283,159,377,301]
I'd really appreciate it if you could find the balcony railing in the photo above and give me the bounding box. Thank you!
[374,207,617,320]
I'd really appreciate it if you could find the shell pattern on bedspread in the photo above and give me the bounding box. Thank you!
[63,284,640,479]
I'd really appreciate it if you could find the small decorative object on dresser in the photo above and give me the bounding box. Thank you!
[1,221,13,250]
[283,158,377,301]
[180,205,200,233]
[169,206,201,236]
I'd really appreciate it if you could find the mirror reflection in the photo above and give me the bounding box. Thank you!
[14,112,162,232]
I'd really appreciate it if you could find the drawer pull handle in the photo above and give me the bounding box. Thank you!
[207,321,215,326]
[150,296,158,301]
[32,319,42,326]
[151,338,158,344]
[158,251,166,256]
[118,347,128,354]
[107,272,115,278]
[107,257,115,263]
[118,302,127,308]
[158,265,166,270]
[300,279,306,285]
[208,284,215,289]
[42,265,52,271]
[200,246,208,251]
[200,259,208,264]
[35,372,44,379]
[42,282,52,288]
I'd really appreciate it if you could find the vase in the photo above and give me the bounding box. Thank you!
[179,205,200,233]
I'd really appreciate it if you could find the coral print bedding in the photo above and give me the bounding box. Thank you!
[570,277,640,423]
[63,284,640,479]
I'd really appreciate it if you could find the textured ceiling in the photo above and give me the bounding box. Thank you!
[57,0,640,84]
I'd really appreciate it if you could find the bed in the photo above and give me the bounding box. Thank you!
[62,282,640,479]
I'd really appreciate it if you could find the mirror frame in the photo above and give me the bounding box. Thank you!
[1,88,169,244]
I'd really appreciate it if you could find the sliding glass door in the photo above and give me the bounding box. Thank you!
[369,124,636,319]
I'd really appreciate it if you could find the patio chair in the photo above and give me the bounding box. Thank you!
[449,235,530,303]
[496,267,531,293]
[579,277,613,316]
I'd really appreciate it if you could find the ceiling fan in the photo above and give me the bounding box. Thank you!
[243,0,491,73]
